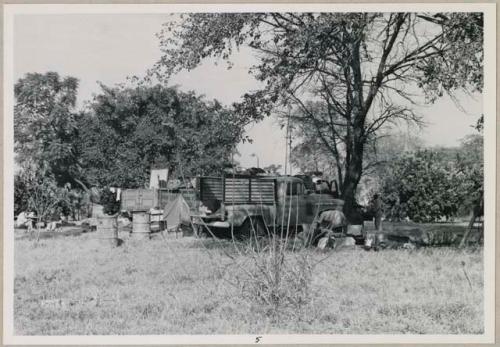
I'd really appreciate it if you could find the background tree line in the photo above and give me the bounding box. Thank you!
[14,72,245,218]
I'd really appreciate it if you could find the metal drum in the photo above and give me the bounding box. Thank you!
[149,209,164,233]
[97,215,119,246]
[132,212,151,239]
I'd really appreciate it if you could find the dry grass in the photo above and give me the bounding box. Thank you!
[13,227,483,335]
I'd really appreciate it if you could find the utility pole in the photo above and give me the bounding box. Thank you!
[251,153,260,168]
[284,114,290,175]
[288,122,293,176]
[232,147,235,175]
[284,106,293,176]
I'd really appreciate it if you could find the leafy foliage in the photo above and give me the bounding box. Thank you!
[77,83,245,188]
[381,150,456,222]
[64,189,91,220]
[380,137,483,222]
[416,13,483,99]
[454,134,484,214]
[13,72,94,221]
[17,163,69,240]
[14,72,81,187]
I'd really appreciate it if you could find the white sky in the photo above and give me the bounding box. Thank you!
[14,14,482,171]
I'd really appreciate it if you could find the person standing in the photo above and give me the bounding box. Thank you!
[26,211,35,233]
[372,194,384,231]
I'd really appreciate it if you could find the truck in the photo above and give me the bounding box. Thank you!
[192,174,346,238]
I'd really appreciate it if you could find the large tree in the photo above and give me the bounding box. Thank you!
[154,12,483,212]
[77,83,245,188]
[14,72,80,187]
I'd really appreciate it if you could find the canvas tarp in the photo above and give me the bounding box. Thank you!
[162,194,191,231]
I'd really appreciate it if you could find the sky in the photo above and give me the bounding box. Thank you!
[13,14,483,171]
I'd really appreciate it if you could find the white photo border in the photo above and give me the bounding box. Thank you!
[3,3,496,345]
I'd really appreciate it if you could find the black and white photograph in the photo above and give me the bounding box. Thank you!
[3,3,496,345]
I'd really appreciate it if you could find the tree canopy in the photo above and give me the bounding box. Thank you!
[77,83,245,188]
[155,12,483,212]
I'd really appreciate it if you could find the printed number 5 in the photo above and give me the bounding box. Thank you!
[255,336,262,343]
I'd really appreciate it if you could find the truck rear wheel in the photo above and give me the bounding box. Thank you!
[238,217,268,240]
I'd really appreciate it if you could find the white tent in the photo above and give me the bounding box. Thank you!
[162,195,191,232]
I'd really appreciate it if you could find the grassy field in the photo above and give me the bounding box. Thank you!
[14,225,483,335]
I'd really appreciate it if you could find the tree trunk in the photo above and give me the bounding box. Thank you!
[341,140,364,219]
[340,34,366,221]
[35,216,42,243]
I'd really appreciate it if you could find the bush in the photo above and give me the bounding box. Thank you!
[380,150,472,223]
[236,235,314,320]
[197,216,318,322]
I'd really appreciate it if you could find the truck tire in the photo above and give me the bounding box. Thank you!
[238,217,267,240]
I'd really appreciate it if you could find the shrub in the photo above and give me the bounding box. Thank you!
[381,150,470,222]
[197,215,319,323]
[235,235,314,320]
